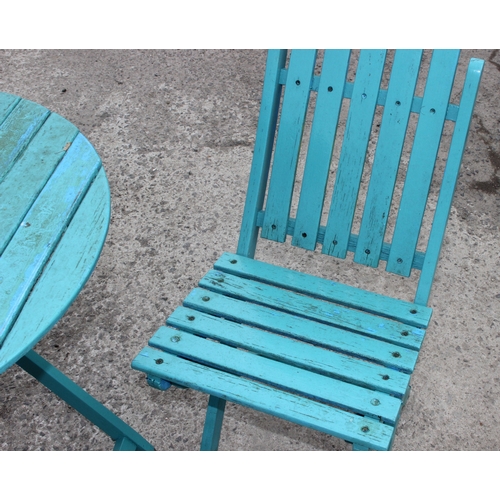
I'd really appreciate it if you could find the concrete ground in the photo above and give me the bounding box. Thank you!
[0,49,499,451]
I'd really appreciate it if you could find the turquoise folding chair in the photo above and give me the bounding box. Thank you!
[132,50,484,450]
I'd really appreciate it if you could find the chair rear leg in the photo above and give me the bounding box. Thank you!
[17,349,154,451]
[200,395,226,451]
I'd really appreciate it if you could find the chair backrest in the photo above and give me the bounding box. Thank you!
[237,49,484,306]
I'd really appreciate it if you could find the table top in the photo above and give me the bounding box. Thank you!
[0,91,111,373]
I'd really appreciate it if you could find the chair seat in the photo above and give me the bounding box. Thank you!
[132,252,431,450]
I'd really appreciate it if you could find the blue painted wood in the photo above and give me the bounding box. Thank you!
[354,50,423,267]
[0,93,20,124]
[292,50,351,250]
[0,99,50,180]
[280,71,461,122]
[0,133,101,346]
[386,50,460,276]
[201,395,226,451]
[200,270,424,351]
[130,50,484,451]
[149,326,402,424]
[352,443,370,450]
[322,50,387,259]
[0,112,79,254]
[168,305,412,395]
[261,49,317,243]
[214,252,431,328]
[256,210,427,270]
[132,346,395,450]
[184,289,418,371]
[0,92,153,450]
[415,58,484,305]
[237,50,287,258]
[0,168,110,372]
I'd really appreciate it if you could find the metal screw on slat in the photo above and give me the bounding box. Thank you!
[155,358,164,364]
[371,399,380,406]
[401,331,409,337]
[230,259,237,264]
[382,375,390,380]
[361,426,369,433]
[187,316,195,321]
[392,352,401,358]
[171,336,181,343]
[202,296,210,302]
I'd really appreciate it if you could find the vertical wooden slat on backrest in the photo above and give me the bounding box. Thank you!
[292,50,351,251]
[415,57,484,305]
[237,50,287,258]
[354,50,423,267]
[322,50,387,259]
[386,50,460,277]
[261,50,317,243]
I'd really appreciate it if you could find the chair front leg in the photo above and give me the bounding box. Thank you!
[200,395,226,451]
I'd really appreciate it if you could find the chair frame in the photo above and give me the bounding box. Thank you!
[133,49,484,450]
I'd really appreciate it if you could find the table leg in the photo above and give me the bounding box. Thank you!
[16,349,154,451]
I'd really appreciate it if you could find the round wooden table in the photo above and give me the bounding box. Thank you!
[0,92,153,450]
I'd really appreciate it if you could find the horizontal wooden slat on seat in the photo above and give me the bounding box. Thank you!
[132,346,396,450]
[149,325,402,424]
[213,252,431,330]
[168,305,412,395]
[132,250,431,448]
[182,291,418,372]
[200,270,424,353]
